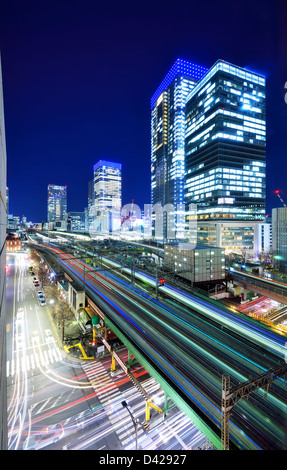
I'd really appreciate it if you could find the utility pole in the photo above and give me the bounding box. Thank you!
[221,363,286,450]
[121,401,138,450]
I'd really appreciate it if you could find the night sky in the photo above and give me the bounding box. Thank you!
[0,0,287,222]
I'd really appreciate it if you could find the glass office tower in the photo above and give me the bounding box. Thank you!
[47,184,67,224]
[93,160,122,234]
[185,60,266,221]
[151,58,208,239]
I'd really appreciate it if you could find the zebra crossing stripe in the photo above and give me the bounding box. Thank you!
[44,350,49,365]
[34,352,40,367]
[52,348,60,361]
[82,361,157,449]
[6,348,64,377]
[48,349,54,363]
[98,389,119,401]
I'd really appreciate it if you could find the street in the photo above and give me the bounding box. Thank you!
[6,252,210,451]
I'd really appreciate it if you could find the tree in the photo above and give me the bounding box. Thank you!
[53,301,74,342]
[38,262,49,286]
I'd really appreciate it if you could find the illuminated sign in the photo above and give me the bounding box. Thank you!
[218,197,235,205]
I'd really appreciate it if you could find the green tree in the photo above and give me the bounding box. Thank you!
[53,301,74,342]
[44,285,74,341]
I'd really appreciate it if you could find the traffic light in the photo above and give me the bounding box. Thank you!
[159,278,165,286]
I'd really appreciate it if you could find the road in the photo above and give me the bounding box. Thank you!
[6,251,210,451]
[34,242,287,450]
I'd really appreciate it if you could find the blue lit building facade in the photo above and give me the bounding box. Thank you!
[151,59,208,239]
[184,60,266,221]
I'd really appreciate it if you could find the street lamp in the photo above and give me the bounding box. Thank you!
[121,400,138,450]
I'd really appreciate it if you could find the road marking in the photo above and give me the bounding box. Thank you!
[44,350,49,365]
[82,359,146,449]
[36,397,52,414]
[6,348,64,377]
[34,352,40,368]
[48,349,54,363]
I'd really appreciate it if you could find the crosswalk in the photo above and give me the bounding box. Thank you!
[6,346,63,377]
[82,360,157,449]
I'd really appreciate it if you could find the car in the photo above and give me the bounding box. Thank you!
[37,291,43,296]
[17,333,25,350]
[16,307,24,319]
[34,282,39,287]
[22,424,65,450]
[45,329,53,342]
[39,299,46,306]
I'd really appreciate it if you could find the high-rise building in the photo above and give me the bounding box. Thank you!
[0,56,7,449]
[67,211,86,232]
[93,160,122,234]
[151,58,208,239]
[185,60,266,221]
[47,184,67,225]
[87,179,95,232]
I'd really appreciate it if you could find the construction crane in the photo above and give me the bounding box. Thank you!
[275,190,287,207]
[121,199,135,229]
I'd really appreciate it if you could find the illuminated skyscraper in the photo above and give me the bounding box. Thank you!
[151,58,208,239]
[185,60,266,221]
[93,160,122,234]
[47,184,67,224]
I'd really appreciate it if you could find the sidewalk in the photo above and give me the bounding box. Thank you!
[46,305,87,359]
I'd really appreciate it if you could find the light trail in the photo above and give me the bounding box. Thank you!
[33,243,287,450]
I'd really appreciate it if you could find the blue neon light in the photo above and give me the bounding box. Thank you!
[151,58,208,109]
[93,160,122,171]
